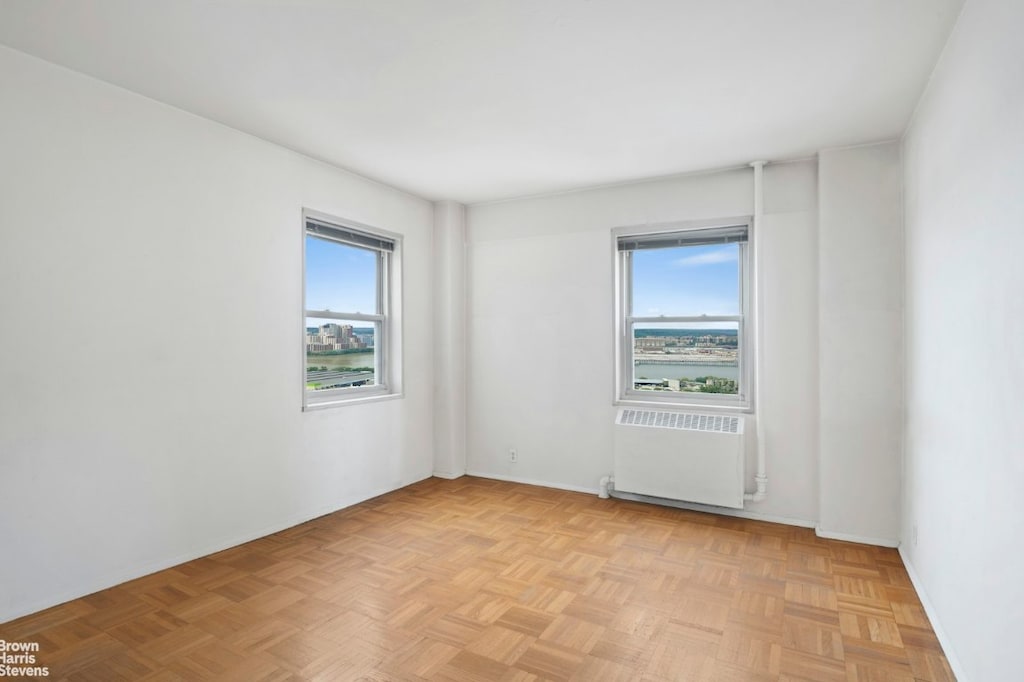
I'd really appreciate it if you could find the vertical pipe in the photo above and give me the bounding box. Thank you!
[748,161,768,502]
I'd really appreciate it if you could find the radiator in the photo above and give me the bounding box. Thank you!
[613,408,746,509]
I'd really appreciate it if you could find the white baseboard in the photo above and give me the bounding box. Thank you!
[465,470,600,496]
[898,546,970,682]
[0,474,433,625]
[815,527,900,548]
[465,472,816,529]
[611,490,816,529]
[432,470,466,480]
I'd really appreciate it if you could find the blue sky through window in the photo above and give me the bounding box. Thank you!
[632,243,739,317]
[305,235,377,314]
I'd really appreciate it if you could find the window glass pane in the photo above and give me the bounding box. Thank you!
[305,317,378,391]
[305,234,377,314]
[632,321,739,395]
[631,243,740,316]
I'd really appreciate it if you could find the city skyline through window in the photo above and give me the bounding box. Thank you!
[303,220,393,404]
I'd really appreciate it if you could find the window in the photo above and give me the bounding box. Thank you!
[615,219,751,409]
[303,211,400,408]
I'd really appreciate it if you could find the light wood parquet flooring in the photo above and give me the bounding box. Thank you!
[0,477,955,681]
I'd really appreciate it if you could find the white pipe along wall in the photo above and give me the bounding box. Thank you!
[746,160,768,503]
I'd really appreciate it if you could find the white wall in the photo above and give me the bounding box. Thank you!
[432,200,467,478]
[902,0,1024,679]
[466,162,821,525]
[0,46,435,622]
[817,142,903,545]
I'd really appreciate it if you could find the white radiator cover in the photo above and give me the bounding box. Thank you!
[613,408,746,509]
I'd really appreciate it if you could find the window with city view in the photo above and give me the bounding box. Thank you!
[616,222,750,407]
[303,213,396,408]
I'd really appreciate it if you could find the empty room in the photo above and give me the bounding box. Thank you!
[0,1,1020,680]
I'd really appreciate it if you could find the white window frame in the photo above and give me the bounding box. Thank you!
[302,209,402,410]
[613,217,753,411]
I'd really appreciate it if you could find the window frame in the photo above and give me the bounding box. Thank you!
[613,217,753,411]
[302,209,402,410]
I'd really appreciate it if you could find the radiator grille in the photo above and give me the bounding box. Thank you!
[616,409,743,434]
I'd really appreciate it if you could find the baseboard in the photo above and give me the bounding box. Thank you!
[465,470,600,496]
[432,470,466,480]
[815,527,900,548]
[465,471,816,529]
[899,546,970,682]
[611,490,816,529]
[0,474,433,625]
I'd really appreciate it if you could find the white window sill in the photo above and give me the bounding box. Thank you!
[303,391,404,411]
[615,396,752,414]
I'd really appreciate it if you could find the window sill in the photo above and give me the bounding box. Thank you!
[615,396,752,414]
[304,390,404,411]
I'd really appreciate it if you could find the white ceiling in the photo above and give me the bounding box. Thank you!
[0,0,962,203]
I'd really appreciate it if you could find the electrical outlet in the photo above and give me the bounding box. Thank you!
[509,448,518,463]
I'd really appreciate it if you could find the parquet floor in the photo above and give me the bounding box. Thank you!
[0,477,954,681]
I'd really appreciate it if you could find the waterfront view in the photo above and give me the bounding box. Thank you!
[306,322,376,390]
[304,232,382,392]
[307,351,375,370]
[304,325,739,393]
[633,327,739,394]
